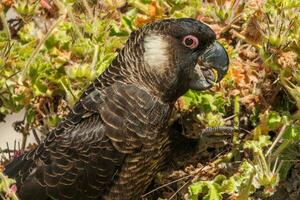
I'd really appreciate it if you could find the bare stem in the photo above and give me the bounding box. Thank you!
[265,124,287,157]
[233,95,240,145]
[32,128,41,144]
[141,174,192,198]
[231,30,262,49]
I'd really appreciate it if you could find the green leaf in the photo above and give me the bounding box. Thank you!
[204,183,222,200]
[189,181,207,200]
[283,125,300,141]
[244,135,272,153]
[45,114,60,127]
[220,177,236,194]
[18,22,38,43]
[71,39,93,58]
[268,111,282,130]
[33,80,47,96]
[189,175,237,200]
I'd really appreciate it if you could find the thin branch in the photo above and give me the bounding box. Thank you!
[220,13,242,34]
[224,114,236,121]
[141,174,193,198]
[266,124,287,157]
[20,12,67,82]
[168,179,191,200]
[21,132,27,151]
[231,30,262,49]
[233,95,240,146]
[32,128,41,144]
[6,142,11,159]
[201,126,235,135]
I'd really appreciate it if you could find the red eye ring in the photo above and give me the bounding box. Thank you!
[182,35,199,49]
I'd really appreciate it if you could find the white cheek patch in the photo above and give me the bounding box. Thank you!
[144,35,169,74]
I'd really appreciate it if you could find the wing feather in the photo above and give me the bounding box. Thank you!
[5,83,169,200]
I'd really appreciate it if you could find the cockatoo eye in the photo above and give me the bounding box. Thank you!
[182,35,199,49]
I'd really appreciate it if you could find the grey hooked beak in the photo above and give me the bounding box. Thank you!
[189,41,229,90]
[201,41,229,82]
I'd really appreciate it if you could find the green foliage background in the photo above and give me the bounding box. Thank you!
[0,0,299,199]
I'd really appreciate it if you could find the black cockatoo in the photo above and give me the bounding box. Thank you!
[4,18,229,200]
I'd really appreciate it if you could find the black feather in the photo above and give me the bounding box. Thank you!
[4,18,221,200]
